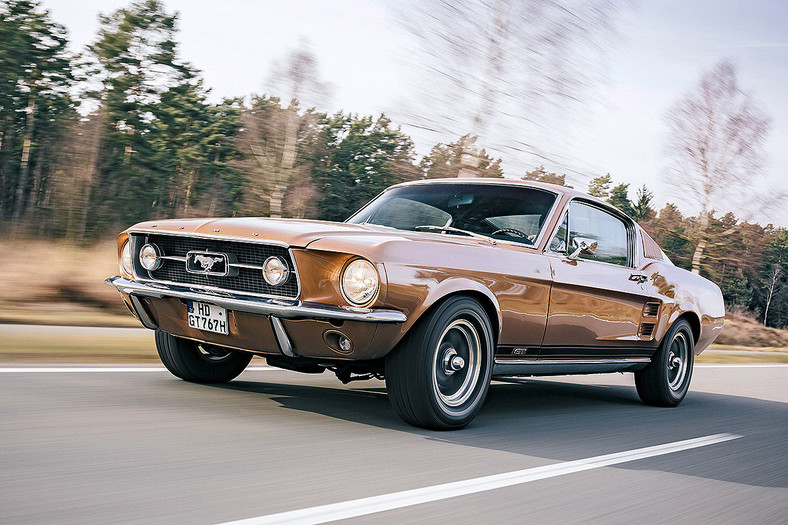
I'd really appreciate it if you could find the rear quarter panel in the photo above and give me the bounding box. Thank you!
[645,261,725,353]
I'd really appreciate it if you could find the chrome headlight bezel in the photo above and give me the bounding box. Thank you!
[139,243,162,271]
[340,258,380,307]
[121,240,134,275]
[262,256,290,286]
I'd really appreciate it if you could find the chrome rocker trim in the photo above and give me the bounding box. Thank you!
[105,276,407,324]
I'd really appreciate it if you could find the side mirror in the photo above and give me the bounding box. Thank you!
[568,237,598,261]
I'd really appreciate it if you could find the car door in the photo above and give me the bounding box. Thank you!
[541,200,658,360]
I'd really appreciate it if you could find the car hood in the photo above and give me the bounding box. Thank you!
[129,217,383,247]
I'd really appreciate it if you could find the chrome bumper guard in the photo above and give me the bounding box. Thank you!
[106,276,407,324]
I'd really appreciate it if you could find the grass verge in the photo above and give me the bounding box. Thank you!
[0,331,159,363]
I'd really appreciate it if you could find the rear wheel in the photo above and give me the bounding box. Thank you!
[635,319,694,407]
[155,330,252,383]
[385,296,494,430]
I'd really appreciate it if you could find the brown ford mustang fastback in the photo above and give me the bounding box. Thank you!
[107,179,724,429]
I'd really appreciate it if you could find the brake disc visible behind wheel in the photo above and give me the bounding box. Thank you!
[155,330,252,383]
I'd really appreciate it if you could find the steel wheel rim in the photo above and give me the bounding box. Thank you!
[667,331,689,391]
[432,318,482,408]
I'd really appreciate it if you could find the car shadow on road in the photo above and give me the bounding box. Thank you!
[208,375,788,490]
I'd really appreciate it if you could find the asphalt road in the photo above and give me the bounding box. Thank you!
[1,364,786,524]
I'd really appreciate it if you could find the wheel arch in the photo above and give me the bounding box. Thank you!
[412,288,501,348]
[672,311,701,345]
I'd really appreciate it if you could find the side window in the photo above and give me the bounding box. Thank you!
[549,213,568,253]
[568,202,629,266]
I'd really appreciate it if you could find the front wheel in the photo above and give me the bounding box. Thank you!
[635,319,694,407]
[155,330,252,383]
[385,296,494,430]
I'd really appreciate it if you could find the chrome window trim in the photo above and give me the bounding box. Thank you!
[345,182,562,252]
[543,197,637,269]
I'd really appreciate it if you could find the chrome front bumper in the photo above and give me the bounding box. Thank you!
[105,276,407,323]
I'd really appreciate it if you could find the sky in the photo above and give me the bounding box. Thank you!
[44,0,788,226]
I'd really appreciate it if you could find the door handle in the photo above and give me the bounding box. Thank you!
[629,273,648,284]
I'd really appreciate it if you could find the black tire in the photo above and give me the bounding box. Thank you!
[635,319,694,407]
[155,330,252,384]
[385,296,494,430]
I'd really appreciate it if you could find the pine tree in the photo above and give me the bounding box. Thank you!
[0,0,72,225]
[631,185,655,222]
[420,135,503,179]
[587,174,612,198]
[313,113,419,221]
[607,183,634,216]
[521,165,571,187]
[86,0,186,233]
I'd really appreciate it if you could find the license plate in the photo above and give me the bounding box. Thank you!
[187,301,228,335]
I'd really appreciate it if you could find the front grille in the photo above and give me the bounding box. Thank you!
[134,233,299,299]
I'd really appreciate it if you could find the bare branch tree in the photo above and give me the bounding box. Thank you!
[241,43,330,217]
[762,264,782,327]
[663,60,772,274]
[388,0,623,175]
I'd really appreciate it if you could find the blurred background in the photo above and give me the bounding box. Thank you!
[0,0,786,356]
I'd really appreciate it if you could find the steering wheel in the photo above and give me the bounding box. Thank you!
[491,227,529,238]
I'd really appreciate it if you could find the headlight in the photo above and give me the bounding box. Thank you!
[121,241,133,275]
[139,243,162,271]
[263,256,289,286]
[341,258,379,306]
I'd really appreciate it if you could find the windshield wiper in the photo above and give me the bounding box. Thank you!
[414,225,497,245]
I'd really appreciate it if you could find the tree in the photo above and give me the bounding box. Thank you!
[762,265,783,327]
[237,96,323,219]
[420,135,503,179]
[0,0,72,225]
[83,0,188,234]
[587,174,612,198]
[521,165,571,187]
[150,72,243,217]
[720,268,753,310]
[607,183,634,216]
[663,60,771,274]
[648,203,693,269]
[239,44,331,218]
[390,0,622,175]
[760,228,788,327]
[631,185,655,222]
[312,113,419,221]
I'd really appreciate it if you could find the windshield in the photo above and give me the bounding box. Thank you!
[347,184,557,245]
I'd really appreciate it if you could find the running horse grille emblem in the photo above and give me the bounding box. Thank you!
[194,255,223,272]
[186,251,230,276]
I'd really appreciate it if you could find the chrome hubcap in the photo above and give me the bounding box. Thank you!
[667,332,689,391]
[442,347,466,375]
[432,318,482,408]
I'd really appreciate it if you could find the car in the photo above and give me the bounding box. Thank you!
[106,178,725,429]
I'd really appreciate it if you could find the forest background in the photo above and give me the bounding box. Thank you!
[1,0,786,331]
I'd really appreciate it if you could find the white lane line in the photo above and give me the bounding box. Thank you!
[2,364,784,373]
[696,364,788,368]
[217,433,740,525]
[0,366,282,373]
